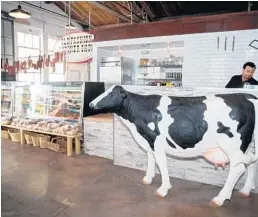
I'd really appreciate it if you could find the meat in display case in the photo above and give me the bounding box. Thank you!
[41,82,84,122]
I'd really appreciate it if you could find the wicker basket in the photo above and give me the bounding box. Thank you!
[39,135,51,149]
[1,130,9,139]
[31,134,40,147]
[48,137,66,152]
[24,133,33,145]
[8,129,20,143]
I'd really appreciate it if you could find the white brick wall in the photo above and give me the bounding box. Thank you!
[183,29,258,88]
[93,29,258,88]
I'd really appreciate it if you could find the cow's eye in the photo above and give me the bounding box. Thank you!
[120,90,127,98]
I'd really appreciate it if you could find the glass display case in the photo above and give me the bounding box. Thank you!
[1,81,84,124]
[1,82,13,117]
[38,82,84,123]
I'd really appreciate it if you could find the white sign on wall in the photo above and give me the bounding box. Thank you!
[54,31,94,64]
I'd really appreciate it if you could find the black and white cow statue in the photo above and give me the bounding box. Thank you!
[89,85,258,207]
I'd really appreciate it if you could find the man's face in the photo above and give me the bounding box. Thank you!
[242,66,256,80]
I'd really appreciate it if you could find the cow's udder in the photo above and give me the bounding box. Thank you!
[202,147,229,168]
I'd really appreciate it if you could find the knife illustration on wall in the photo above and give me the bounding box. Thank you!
[249,40,258,50]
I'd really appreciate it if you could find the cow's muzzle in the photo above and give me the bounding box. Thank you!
[89,102,95,109]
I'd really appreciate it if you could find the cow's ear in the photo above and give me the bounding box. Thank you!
[120,89,127,99]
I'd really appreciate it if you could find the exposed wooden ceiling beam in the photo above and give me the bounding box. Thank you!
[90,1,137,23]
[139,1,155,21]
[23,1,88,28]
[160,2,170,17]
[113,2,144,22]
[73,2,99,28]
[170,2,177,13]
[177,1,182,10]
[62,1,95,28]
[132,1,143,15]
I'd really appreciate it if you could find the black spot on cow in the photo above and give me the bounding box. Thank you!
[167,96,208,149]
[217,121,234,138]
[166,137,176,149]
[216,93,257,153]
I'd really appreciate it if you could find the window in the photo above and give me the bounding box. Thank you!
[1,18,15,81]
[17,31,42,82]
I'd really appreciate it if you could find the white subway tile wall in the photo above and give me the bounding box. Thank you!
[94,29,258,88]
[182,29,258,88]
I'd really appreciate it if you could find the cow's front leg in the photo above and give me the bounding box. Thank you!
[142,152,156,185]
[154,144,172,197]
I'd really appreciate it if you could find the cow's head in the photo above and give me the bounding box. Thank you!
[89,85,128,112]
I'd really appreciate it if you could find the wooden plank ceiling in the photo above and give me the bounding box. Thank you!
[52,1,258,29]
[54,1,142,28]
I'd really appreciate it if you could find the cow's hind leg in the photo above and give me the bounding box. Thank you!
[142,152,156,185]
[239,159,258,197]
[210,150,246,207]
[153,142,172,197]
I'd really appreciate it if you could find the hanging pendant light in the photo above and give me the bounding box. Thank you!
[65,23,76,30]
[9,3,31,19]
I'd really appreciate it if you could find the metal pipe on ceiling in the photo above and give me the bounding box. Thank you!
[20,1,88,27]
[139,1,154,21]
[89,3,91,29]
[90,1,137,24]
[130,2,133,24]
[248,1,252,11]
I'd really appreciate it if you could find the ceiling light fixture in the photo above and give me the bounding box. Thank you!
[65,23,76,30]
[9,3,31,19]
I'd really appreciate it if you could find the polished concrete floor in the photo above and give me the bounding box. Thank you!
[2,139,258,217]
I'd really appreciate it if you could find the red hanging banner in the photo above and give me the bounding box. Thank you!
[2,51,67,74]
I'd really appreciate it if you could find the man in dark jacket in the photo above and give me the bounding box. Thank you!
[225,62,258,88]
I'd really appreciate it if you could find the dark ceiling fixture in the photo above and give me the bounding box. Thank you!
[9,2,31,19]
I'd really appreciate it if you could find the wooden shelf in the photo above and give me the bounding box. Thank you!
[1,124,82,157]
[1,124,81,138]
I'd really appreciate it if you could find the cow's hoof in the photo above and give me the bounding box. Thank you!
[155,186,171,198]
[237,191,251,198]
[209,197,223,208]
[142,176,153,185]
